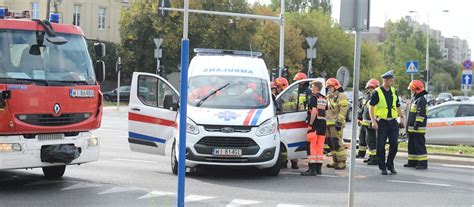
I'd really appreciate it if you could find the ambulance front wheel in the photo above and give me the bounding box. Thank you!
[42,165,66,179]
[264,148,282,176]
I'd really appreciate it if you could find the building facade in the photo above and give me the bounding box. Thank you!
[0,0,131,43]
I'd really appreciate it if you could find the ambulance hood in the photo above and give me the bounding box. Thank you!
[186,105,274,127]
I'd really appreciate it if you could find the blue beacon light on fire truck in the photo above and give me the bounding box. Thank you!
[49,13,60,23]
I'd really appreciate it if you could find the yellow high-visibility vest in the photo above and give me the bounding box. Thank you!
[374,87,398,119]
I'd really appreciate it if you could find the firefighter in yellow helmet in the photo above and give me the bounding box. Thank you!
[325,78,349,169]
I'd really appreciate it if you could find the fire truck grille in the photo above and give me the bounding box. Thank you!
[16,113,91,126]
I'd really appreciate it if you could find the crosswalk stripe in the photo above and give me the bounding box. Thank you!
[276,204,305,207]
[61,182,101,191]
[98,186,143,195]
[185,194,214,202]
[226,199,262,207]
[138,191,176,199]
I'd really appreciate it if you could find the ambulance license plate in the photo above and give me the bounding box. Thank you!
[212,148,242,157]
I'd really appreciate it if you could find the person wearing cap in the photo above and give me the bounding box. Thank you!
[301,80,327,176]
[369,70,405,175]
[405,80,428,169]
[325,78,349,170]
[356,79,380,165]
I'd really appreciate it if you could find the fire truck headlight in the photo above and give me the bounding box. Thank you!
[0,143,22,152]
[87,136,99,147]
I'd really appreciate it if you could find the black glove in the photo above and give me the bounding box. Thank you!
[335,122,342,131]
[413,123,419,130]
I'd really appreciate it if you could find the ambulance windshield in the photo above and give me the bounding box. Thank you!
[188,76,270,109]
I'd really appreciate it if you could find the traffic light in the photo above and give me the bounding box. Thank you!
[271,68,278,81]
[282,68,290,80]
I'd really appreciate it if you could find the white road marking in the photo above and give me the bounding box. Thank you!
[98,186,143,195]
[441,164,474,169]
[226,199,262,207]
[276,204,305,207]
[387,180,451,187]
[185,195,215,202]
[61,182,101,191]
[112,158,156,164]
[138,191,176,199]
[24,180,64,186]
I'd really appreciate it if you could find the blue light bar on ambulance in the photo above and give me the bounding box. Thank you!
[49,13,60,23]
[194,48,262,58]
[0,7,6,18]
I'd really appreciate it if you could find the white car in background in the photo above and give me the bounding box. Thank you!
[425,101,474,146]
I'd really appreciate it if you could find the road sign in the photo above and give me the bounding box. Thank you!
[463,60,472,70]
[462,74,472,86]
[336,66,350,90]
[306,48,316,59]
[405,61,419,74]
[306,37,318,48]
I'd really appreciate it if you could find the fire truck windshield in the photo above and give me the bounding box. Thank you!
[0,29,96,85]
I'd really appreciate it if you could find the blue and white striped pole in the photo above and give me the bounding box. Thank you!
[177,0,189,206]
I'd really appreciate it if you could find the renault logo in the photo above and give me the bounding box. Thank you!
[53,103,61,115]
[221,127,235,133]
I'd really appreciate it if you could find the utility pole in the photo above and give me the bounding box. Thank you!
[46,0,51,19]
[116,56,122,111]
[278,0,285,77]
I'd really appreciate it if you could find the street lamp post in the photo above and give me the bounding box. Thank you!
[409,10,449,92]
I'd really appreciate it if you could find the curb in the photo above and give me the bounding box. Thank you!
[344,143,474,166]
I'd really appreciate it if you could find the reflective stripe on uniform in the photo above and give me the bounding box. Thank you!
[327,121,336,126]
[368,150,377,156]
[359,146,368,151]
[416,116,425,122]
[408,126,426,133]
[361,120,370,126]
[408,154,428,161]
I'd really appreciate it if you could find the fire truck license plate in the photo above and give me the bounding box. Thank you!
[212,148,242,157]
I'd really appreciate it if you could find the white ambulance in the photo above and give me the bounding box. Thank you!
[127,49,325,176]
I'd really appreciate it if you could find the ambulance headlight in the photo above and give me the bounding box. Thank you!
[87,136,99,147]
[0,143,22,152]
[186,117,199,135]
[256,117,278,137]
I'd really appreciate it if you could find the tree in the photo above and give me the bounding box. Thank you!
[251,6,305,76]
[286,10,353,79]
[432,72,454,93]
[270,0,332,14]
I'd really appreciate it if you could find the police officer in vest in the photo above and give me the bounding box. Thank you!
[369,70,405,175]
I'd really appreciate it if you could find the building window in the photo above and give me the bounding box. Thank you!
[73,4,81,26]
[98,7,106,30]
[31,2,40,19]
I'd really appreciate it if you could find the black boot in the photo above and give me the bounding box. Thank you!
[315,163,322,175]
[367,156,378,165]
[291,160,299,169]
[301,163,317,176]
[356,151,366,159]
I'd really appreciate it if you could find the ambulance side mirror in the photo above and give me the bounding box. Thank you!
[164,94,178,111]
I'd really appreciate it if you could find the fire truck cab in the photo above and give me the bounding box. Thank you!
[0,8,105,179]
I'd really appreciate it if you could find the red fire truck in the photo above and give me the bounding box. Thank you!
[0,8,105,179]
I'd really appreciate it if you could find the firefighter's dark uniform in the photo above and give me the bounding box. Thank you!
[370,71,401,174]
[405,90,428,169]
[358,92,377,165]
